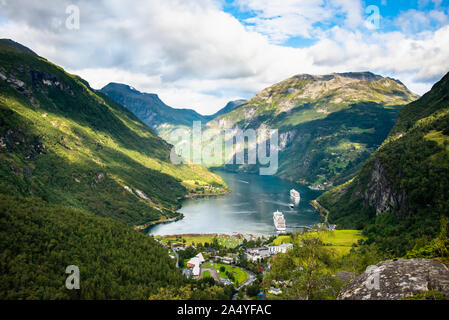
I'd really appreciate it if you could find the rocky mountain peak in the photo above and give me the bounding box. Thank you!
[250,71,417,107]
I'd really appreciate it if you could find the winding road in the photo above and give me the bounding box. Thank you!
[232,268,257,300]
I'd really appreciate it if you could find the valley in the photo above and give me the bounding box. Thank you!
[103,72,418,190]
[1,38,448,302]
[0,39,229,228]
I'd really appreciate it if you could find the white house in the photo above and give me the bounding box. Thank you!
[246,247,271,262]
[268,287,282,295]
[268,243,293,254]
[196,252,205,263]
[186,253,205,278]
[192,264,200,277]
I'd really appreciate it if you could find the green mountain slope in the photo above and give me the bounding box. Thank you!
[318,72,449,255]
[100,83,246,144]
[207,72,418,189]
[0,194,184,299]
[0,39,227,227]
[101,74,414,190]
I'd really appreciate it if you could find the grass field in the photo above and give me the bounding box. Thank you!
[158,234,243,248]
[271,235,293,245]
[304,230,366,256]
[272,230,365,257]
[202,270,211,279]
[203,262,248,286]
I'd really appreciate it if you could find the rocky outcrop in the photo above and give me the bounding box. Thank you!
[0,128,45,158]
[135,189,153,203]
[364,159,406,216]
[30,69,74,95]
[94,172,105,183]
[279,130,296,150]
[338,259,449,300]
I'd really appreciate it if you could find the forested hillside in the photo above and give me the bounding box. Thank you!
[206,72,418,189]
[0,194,184,299]
[103,73,417,190]
[0,39,234,300]
[0,39,227,227]
[319,72,449,255]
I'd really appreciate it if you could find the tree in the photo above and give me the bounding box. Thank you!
[246,282,260,297]
[264,234,340,300]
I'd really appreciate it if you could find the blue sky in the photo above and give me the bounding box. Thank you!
[1,0,449,114]
[224,0,449,45]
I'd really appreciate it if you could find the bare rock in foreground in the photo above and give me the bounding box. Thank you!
[338,259,449,300]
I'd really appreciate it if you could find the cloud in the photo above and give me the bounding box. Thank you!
[235,0,364,42]
[394,8,449,34]
[0,0,448,114]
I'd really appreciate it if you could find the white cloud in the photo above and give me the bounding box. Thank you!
[236,0,364,42]
[0,0,448,113]
[394,8,449,34]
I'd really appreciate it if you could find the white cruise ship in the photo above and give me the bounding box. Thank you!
[290,189,300,203]
[273,210,287,233]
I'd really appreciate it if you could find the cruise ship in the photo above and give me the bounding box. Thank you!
[290,189,300,203]
[273,210,287,233]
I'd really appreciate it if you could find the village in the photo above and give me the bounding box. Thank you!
[153,233,294,299]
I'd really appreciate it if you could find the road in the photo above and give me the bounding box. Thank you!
[172,249,180,268]
[198,262,257,300]
[232,268,257,300]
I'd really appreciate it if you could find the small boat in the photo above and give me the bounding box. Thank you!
[289,203,294,208]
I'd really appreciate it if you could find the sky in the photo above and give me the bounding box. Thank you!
[1,0,449,115]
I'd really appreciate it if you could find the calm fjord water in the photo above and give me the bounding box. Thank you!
[148,171,323,236]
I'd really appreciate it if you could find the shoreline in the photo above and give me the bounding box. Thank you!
[310,199,329,223]
[136,191,231,231]
[134,215,184,231]
[184,190,231,199]
[143,172,323,236]
[156,232,268,241]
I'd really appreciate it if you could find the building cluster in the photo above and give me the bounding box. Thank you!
[213,255,236,265]
[245,243,293,262]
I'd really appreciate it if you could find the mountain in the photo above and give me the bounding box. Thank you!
[100,82,206,131]
[209,99,246,119]
[318,72,449,255]
[206,72,418,189]
[101,83,246,132]
[0,39,228,228]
